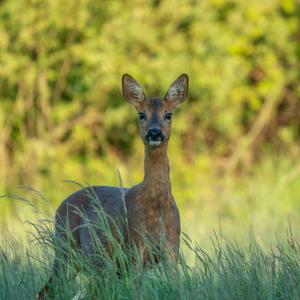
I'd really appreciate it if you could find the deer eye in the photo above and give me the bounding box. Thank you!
[138,112,147,121]
[164,112,172,120]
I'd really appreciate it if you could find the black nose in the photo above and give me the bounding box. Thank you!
[147,128,163,141]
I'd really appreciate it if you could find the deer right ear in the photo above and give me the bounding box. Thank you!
[165,73,189,108]
[122,74,146,109]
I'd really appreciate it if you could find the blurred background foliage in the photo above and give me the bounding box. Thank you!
[1,0,300,246]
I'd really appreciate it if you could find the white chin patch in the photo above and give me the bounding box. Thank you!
[149,140,161,146]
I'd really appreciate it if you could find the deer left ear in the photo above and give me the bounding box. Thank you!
[165,73,189,107]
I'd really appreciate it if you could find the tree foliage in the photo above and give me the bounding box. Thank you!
[0,0,299,194]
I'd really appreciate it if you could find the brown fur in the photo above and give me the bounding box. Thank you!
[37,74,188,299]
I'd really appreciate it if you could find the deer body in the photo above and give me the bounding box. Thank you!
[37,74,188,299]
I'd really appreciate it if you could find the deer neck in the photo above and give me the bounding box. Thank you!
[142,143,171,194]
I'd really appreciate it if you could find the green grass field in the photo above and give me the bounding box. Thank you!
[1,228,300,300]
[1,156,300,300]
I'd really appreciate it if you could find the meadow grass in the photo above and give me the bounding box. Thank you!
[2,184,300,300]
[1,226,300,300]
[1,157,300,299]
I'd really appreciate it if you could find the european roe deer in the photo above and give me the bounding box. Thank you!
[37,73,189,299]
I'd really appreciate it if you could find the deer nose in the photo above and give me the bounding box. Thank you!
[147,128,163,141]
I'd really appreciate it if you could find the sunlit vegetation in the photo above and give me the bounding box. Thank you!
[0,1,300,298]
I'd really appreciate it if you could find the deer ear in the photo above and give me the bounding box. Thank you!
[165,73,189,107]
[122,74,146,109]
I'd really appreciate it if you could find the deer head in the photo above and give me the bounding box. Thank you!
[122,74,189,147]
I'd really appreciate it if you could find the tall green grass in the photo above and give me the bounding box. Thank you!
[1,156,300,299]
[1,185,300,300]
[1,228,300,299]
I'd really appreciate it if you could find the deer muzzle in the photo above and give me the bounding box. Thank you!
[146,128,165,146]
